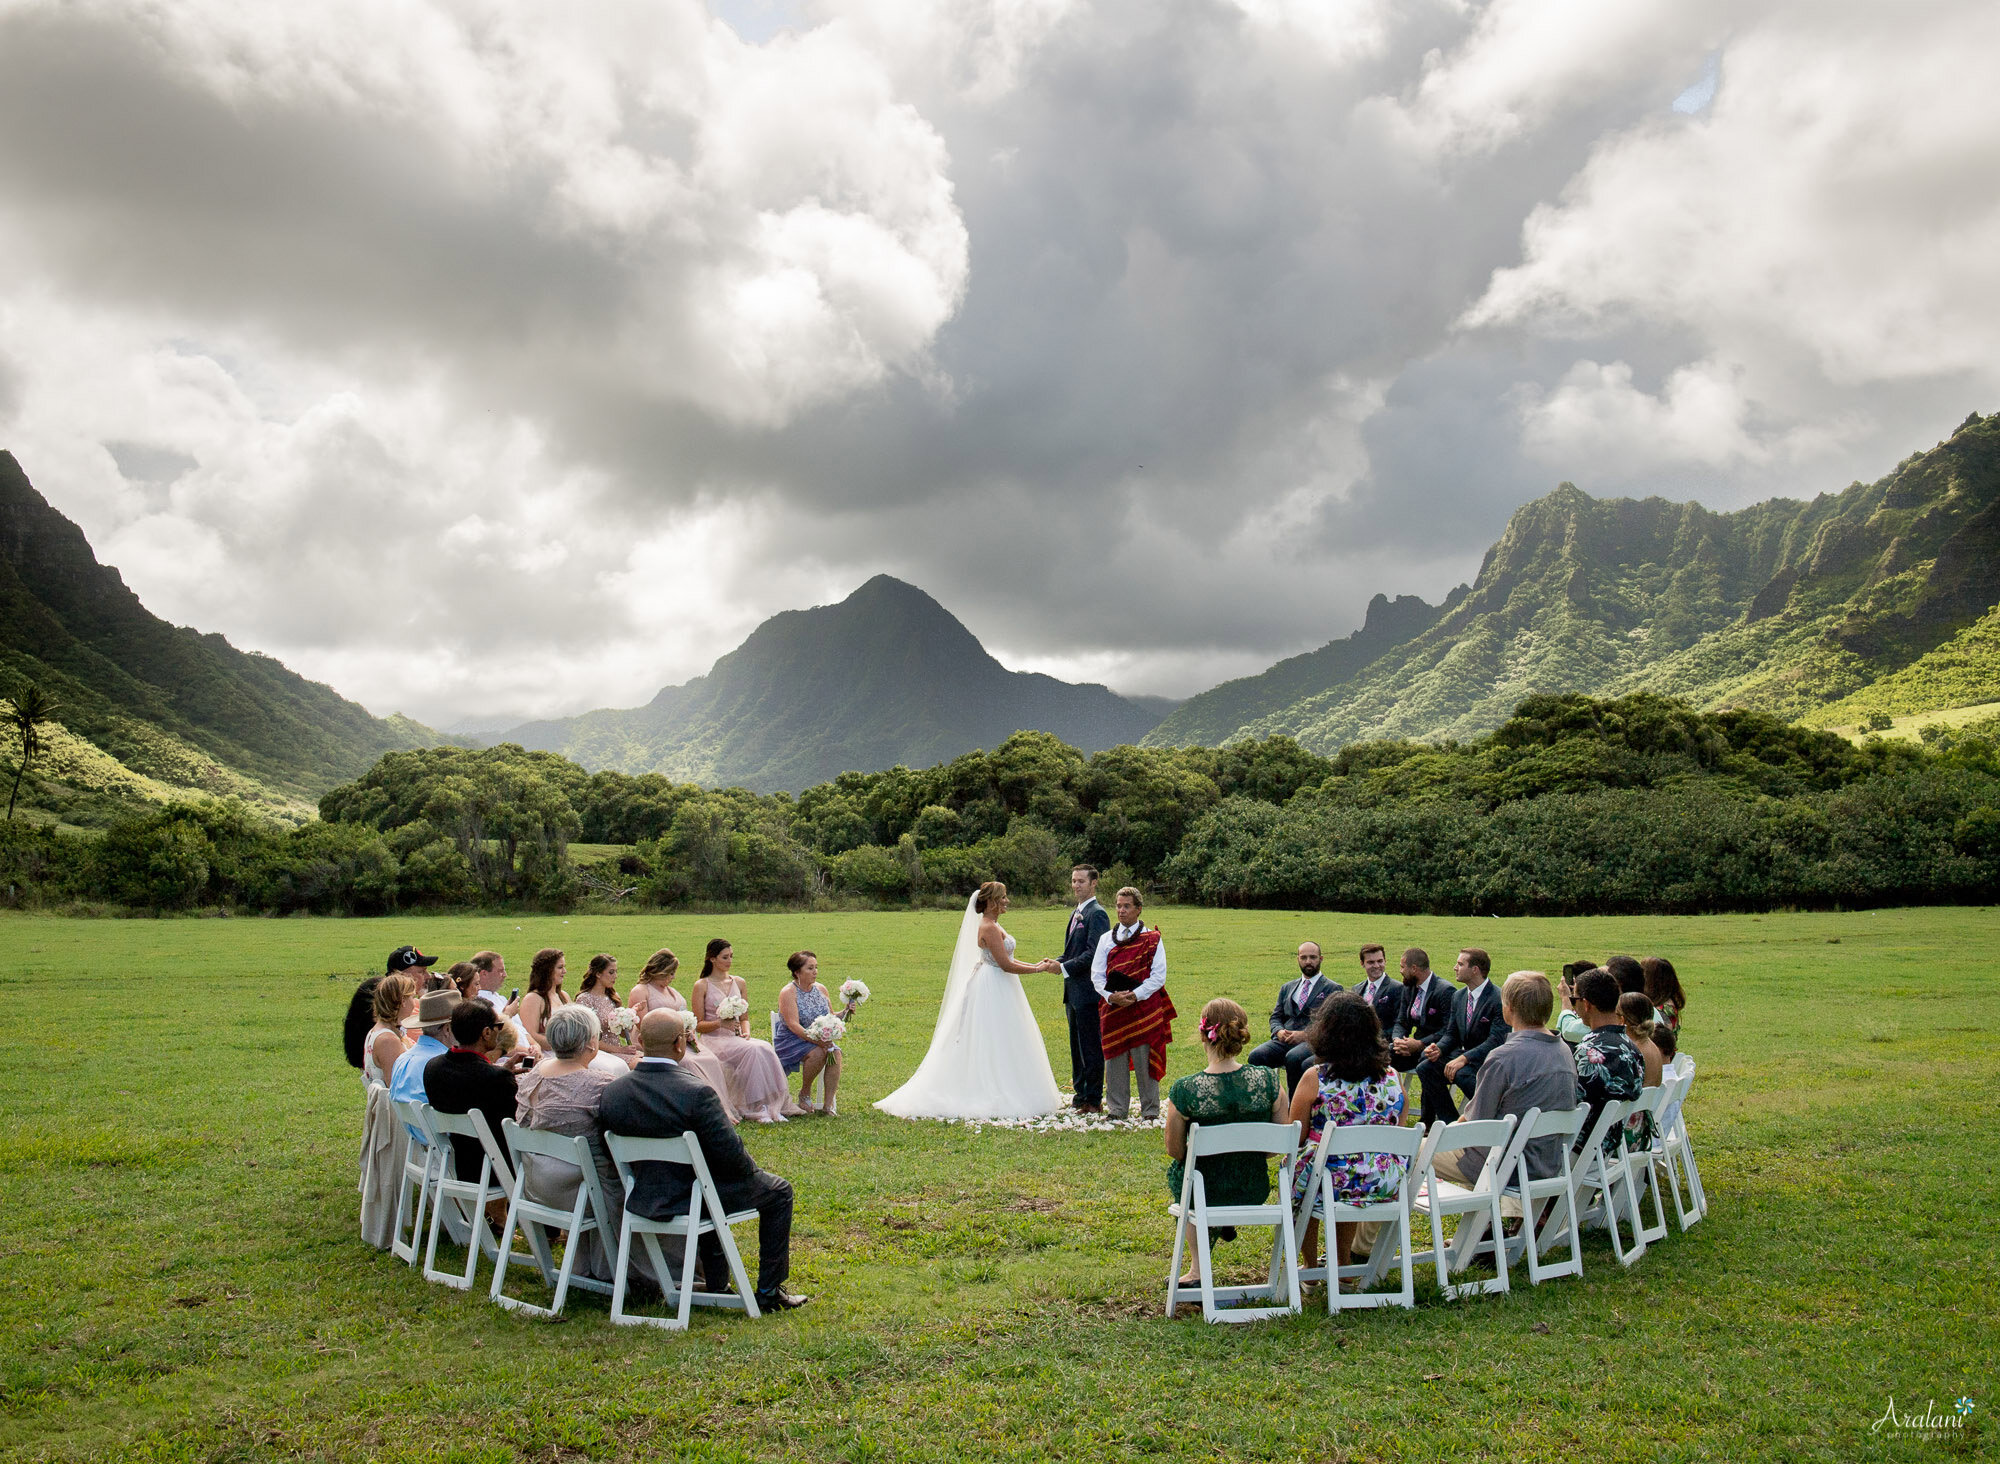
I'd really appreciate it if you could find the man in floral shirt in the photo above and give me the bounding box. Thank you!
[1567,967,1643,1158]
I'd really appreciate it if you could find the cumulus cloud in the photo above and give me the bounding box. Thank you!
[0,0,1995,723]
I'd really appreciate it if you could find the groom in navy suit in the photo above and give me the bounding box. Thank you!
[1057,864,1113,1112]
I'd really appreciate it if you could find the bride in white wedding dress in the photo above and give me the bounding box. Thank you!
[875,881,1067,1121]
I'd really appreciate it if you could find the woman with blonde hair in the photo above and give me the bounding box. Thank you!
[630,948,740,1122]
[1164,997,1287,1289]
[692,938,795,1123]
[363,974,417,1089]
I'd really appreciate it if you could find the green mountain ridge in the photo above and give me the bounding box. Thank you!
[1169,411,2000,751]
[499,575,1169,793]
[0,451,451,823]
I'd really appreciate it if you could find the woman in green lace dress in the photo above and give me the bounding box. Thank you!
[1164,998,1288,1285]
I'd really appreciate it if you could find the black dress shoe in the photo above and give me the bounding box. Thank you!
[754,1287,810,1311]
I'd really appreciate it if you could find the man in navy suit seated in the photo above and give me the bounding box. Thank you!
[1414,947,1507,1125]
[1248,941,1341,1095]
[1389,947,1454,1075]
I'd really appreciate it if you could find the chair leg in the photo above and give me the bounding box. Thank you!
[711,1216,761,1320]
[609,1222,635,1325]
[1279,1205,1301,1314]
[1166,1210,1186,1318]
[1194,1208,1218,1323]
[676,1229,701,1331]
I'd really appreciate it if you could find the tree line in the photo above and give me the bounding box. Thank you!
[3,693,1996,915]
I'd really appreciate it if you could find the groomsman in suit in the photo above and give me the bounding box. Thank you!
[597,1011,808,1311]
[1058,865,1113,1112]
[1414,947,1506,1125]
[1352,942,1404,1037]
[1389,948,1453,1074]
[1249,942,1341,1095]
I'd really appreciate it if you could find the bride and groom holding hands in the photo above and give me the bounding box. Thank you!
[876,865,1176,1123]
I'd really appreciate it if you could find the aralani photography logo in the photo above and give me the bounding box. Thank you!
[1872,1397,1975,1439]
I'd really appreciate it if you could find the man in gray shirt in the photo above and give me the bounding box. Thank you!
[1431,971,1576,1202]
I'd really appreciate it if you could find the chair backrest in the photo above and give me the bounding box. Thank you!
[424,1107,516,1190]
[1320,1122,1425,1162]
[1421,1115,1519,1191]
[1671,1052,1694,1080]
[1576,1099,1629,1168]
[1187,1120,1301,1160]
[603,1128,720,1202]
[1651,1071,1690,1137]
[501,1119,614,1224]
[1522,1104,1588,1143]
[395,1099,437,1148]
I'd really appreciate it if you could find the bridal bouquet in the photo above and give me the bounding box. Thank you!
[838,979,871,1006]
[605,1006,638,1044]
[806,1013,846,1044]
[715,994,750,1022]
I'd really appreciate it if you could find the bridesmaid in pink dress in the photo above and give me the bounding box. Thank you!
[628,947,741,1124]
[693,938,795,1123]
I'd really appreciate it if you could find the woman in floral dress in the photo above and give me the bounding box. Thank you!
[1288,993,1408,1278]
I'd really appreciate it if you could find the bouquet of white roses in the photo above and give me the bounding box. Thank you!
[715,994,750,1022]
[838,979,871,1006]
[605,1006,638,1044]
[806,1013,846,1044]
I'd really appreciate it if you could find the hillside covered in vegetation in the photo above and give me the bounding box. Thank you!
[6,694,1994,916]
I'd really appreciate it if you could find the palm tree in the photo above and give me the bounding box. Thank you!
[5,683,59,820]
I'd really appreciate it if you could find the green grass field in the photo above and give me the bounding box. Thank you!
[0,904,1994,1462]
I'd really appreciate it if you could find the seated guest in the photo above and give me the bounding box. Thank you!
[774,951,855,1116]
[1291,993,1409,1276]
[1641,956,1686,1034]
[1414,947,1505,1125]
[425,1001,533,1182]
[1568,968,1644,1162]
[513,1003,634,1281]
[1248,942,1340,1096]
[1605,954,1646,996]
[597,1010,809,1311]
[344,975,383,1077]
[1618,992,1665,1157]
[1388,947,1452,1073]
[363,974,416,1088]
[443,961,480,1001]
[1352,942,1404,1037]
[1165,998,1287,1284]
[389,988,459,1128]
[1428,973,1576,1204]
[1555,963,1602,1045]
[629,948,740,1123]
[519,947,571,1050]
[577,954,637,1059]
[1653,1022,1679,1066]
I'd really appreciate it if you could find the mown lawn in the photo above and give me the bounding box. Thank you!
[0,904,1993,1462]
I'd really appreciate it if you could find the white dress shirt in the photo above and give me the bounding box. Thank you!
[1090,923,1167,1001]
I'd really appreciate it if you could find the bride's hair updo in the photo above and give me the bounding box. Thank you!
[1196,997,1251,1057]
[974,880,1007,913]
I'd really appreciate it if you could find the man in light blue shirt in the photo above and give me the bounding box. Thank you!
[390,988,458,1138]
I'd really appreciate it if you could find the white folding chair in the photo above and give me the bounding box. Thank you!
[1660,1058,1707,1226]
[1166,1121,1302,1324]
[391,1100,445,1267]
[1571,1099,1646,1267]
[490,1121,616,1318]
[604,1131,761,1330]
[422,1108,532,1290]
[1408,1115,1527,1299]
[1307,1124,1425,1312]
[1506,1105,1588,1284]
[1625,1086,1672,1246]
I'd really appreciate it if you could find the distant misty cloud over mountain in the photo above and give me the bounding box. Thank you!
[0,0,1996,725]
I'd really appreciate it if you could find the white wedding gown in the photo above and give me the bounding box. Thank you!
[875,894,1066,1121]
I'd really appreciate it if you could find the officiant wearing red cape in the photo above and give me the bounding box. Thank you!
[1090,886,1176,1121]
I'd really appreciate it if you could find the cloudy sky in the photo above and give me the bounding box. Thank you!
[2,0,1996,727]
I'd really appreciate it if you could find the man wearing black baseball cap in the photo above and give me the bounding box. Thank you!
[386,945,438,977]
